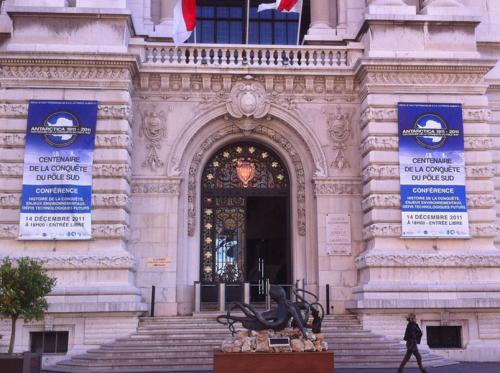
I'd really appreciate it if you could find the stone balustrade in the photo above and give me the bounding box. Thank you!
[142,44,357,69]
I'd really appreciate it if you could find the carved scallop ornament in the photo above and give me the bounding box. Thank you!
[226,81,271,120]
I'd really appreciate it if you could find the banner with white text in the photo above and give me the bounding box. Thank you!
[398,103,469,238]
[19,101,97,240]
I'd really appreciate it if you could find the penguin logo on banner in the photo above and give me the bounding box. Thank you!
[30,111,92,148]
[401,112,460,150]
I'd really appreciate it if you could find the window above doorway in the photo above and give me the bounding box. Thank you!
[188,0,311,45]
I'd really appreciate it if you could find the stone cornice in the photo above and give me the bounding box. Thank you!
[362,223,498,240]
[0,254,136,270]
[355,59,495,99]
[0,223,129,239]
[362,193,496,211]
[0,53,139,88]
[355,58,495,78]
[356,252,500,269]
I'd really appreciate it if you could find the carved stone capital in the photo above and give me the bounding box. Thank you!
[464,137,493,150]
[93,163,131,179]
[467,194,497,209]
[131,178,182,195]
[363,223,401,240]
[0,103,28,117]
[362,194,401,211]
[0,224,18,238]
[361,136,398,155]
[0,163,22,177]
[0,193,21,208]
[97,104,132,120]
[226,79,270,119]
[463,108,491,122]
[0,132,24,147]
[92,224,130,239]
[92,194,130,210]
[466,165,495,179]
[313,178,362,196]
[362,165,399,183]
[95,134,132,151]
[470,224,499,238]
[360,108,397,124]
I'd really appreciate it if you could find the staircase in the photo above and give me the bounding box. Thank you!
[44,314,455,372]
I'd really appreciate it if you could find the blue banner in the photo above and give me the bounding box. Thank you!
[398,103,469,238]
[19,101,97,240]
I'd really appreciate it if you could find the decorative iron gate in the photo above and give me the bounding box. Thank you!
[200,142,290,293]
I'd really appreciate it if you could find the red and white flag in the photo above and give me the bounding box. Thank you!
[172,0,196,46]
[257,0,301,13]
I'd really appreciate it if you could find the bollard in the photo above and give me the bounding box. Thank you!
[326,284,330,315]
[243,282,250,304]
[218,282,226,312]
[265,279,271,310]
[194,281,201,313]
[150,285,156,317]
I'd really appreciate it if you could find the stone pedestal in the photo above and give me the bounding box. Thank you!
[213,351,334,373]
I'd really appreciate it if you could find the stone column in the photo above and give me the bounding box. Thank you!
[366,0,416,15]
[304,0,337,43]
[160,0,176,23]
[310,0,331,29]
[336,0,347,34]
[421,0,467,15]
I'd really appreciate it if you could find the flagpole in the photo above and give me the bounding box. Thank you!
[245,0,250,44]
[296,0,303,45]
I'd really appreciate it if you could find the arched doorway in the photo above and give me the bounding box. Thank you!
[200,141,290,302]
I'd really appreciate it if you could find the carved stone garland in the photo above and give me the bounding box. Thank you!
[140,107,169,171]
[325,107,353,169]
[187,124,307,237]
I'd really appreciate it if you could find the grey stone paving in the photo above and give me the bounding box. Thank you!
[43,363,498,373]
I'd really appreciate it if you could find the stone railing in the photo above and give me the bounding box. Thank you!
[140,43,362,69]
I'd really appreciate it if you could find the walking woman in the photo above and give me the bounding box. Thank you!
[398,313,428,373]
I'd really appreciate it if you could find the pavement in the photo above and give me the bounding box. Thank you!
[335,363,500,373]
[41,363,497,373]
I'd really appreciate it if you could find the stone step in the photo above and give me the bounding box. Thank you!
[46,313,455,372]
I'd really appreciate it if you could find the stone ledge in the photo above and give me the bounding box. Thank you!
[47,301,147,313]
[356,252,500,268]
[353,283,500,293]
[346,298,500,310]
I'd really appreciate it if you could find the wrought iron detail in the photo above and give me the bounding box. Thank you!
[200,142,289,283]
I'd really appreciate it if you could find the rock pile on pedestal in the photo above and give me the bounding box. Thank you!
[221,328,328,353]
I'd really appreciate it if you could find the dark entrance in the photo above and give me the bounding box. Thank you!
[200,142,290,303]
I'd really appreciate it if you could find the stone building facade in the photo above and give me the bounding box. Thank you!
[0,0,499,366]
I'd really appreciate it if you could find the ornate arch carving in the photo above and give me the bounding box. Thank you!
[166,104,327,179]
[187,122,307,237]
